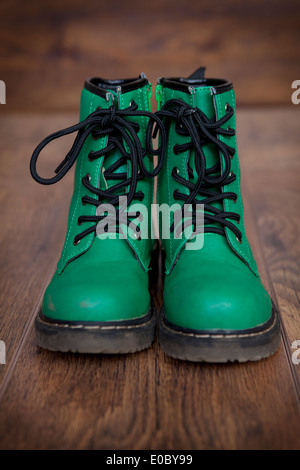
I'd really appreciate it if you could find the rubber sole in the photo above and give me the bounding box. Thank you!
[35,307,156,354]
[158,303,281,363]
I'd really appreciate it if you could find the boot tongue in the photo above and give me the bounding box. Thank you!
[161,71,224,230]
[189,85,219,181]
[81,75,149,200]
[187,87,224,234]
[82,74,148,108]
[160,69,221,174]
[175,68,224,217]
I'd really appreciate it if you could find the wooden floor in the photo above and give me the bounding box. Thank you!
[0,0,300,110]
[0,107,299,449]
[0,0,300,451]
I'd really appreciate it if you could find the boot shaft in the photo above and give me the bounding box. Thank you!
[31,74,161,273]
[156,68,258,275]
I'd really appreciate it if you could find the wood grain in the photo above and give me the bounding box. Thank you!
[0,109,300,449]
[0,114,76,385]
[0,330,299,450]
[238,108,300,392]
[0,0,299,112]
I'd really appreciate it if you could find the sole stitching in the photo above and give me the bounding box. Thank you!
[160,309,279,339]
[37,312,155,331]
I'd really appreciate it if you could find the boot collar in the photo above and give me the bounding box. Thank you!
[159,76,233,95]
[84,74,149,98]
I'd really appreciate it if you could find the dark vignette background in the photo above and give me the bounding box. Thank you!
[0,0,299,111]
[0,0,300,452]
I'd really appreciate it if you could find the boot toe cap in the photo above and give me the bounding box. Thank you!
[42,260,150,323]
[163,260,272,331]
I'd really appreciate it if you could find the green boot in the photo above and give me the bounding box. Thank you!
[30,74,165,354]
[156,67,280,362]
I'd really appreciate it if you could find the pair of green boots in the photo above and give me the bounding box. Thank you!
[30,67,280,362]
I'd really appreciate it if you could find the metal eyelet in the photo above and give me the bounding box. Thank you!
[130,100,136,107]
[229,172,235,178]
[73,238,81,246]
[236,236,242,244]
[81,197,87,206]
[88,152,94,162]
[173,167,179,175]
[86,173,91,182]
[225,103,230,112]
[77,219,82,226]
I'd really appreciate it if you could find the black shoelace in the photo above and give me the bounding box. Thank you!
[30,102,166,244]
[156,99,242,242]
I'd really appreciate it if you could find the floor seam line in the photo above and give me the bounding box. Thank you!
[0,261,58,403]
[245,181,300,407]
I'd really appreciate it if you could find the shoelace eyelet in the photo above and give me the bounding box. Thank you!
[236,236,243,244]
[157,99,240,242]
[91,131,98,140]
[135,191,145,201]
[30,101,166,246]
[73,238,81,246]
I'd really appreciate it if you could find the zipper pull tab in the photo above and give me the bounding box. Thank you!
[146,84,152,111]
[155,84,163,110]
[188,86,196,107]
[106,91,115,106]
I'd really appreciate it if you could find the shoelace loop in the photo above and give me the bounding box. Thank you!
[157,98,242,241]
[30,101,166,243]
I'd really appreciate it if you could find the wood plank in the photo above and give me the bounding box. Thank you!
[0,322,299,449]
[155,349,300,450]
[0,114,76,385]
[0,0,299,111]
[238,108,300,392]
[0,110,300,450]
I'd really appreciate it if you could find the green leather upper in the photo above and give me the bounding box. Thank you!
[43,238,150,322]
[57,82,154,274]
[157,77,272,331]
[42,77,154,322]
